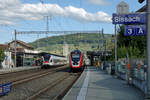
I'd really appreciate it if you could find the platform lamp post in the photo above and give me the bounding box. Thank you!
[139,0,150,99]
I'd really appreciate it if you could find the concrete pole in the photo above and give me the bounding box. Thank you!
[37,34,39,51]
[101,29,105,62]
[146,0,150,99]
[102,29,107,64]
[101,28,105,68]
[115,24,117,74]
[14,30,17,67]
[46,16,49,32]
[46,16,49,52]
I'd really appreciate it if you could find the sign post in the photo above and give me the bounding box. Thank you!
[114,1,129,75]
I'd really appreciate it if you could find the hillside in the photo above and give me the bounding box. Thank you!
[29,33,114,55]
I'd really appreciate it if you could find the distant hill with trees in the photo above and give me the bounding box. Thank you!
[29,33,114,55]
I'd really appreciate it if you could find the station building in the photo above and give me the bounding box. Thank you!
[0,40,41,68]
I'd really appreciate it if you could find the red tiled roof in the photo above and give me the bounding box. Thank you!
[0,44,8,49]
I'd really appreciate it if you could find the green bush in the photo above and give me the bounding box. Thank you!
[117,46,127,58]
[117,46,141,59]
[0,48,5,62]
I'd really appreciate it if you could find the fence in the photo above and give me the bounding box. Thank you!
[105,59,147,94]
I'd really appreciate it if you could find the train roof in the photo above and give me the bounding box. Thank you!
[39,52,66,57]
[71,49,82,53]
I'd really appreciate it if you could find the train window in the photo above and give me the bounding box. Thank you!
[50,59,52,62]
[71,53,80,61]
[72,55,80,58]
[72,54,80,58]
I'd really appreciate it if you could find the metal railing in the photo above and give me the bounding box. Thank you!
[104,59,147,94]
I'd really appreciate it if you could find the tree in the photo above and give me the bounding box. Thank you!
[117,25,146,58]
[0,48,5,64]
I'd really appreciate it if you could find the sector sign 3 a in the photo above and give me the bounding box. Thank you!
[112,13,146,24]
[125,25,146,36]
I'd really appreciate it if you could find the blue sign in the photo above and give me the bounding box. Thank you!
[124,25,146,36]
[0,83,12,96]
[112,13,146,24]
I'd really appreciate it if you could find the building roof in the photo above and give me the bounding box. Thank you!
[24,49,41,54]
[8,40,34,50]
[136,5,146,12]
[0,44,8,49]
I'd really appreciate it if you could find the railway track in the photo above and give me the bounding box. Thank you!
[12,66,68,86]
[0,65,67,85]
[0,66,83,100]
[27,73,70,100]
[27,72,82,100]
[0,68,41,83]
[53,72,82,100]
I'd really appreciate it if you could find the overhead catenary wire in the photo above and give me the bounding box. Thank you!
[39,0,64,32]
[16,30,101,35]
[40,0,50,52]
[39,0,66,54]
[40,0,64,53]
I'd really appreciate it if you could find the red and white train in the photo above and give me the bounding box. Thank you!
[69,50,85,71]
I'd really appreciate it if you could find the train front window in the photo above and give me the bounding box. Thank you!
[43,54,50,61]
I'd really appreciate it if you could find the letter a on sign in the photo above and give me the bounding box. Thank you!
[138,28,143,34]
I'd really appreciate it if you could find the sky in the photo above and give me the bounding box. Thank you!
[0,0,146,44]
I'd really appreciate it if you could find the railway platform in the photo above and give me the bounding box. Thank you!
[0,66,40,74]
[63,66,145,100]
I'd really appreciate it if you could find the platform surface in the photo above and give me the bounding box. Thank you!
[0,66,40,74]
[63,66,144,100]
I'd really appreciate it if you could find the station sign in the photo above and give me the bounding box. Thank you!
[112,13,146,24]
[124,25,146,36]
[0,82,12,96]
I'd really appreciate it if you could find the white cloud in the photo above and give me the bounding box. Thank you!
[87,0,110,5]
[0,0,111,26]
[64,6,111,22]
